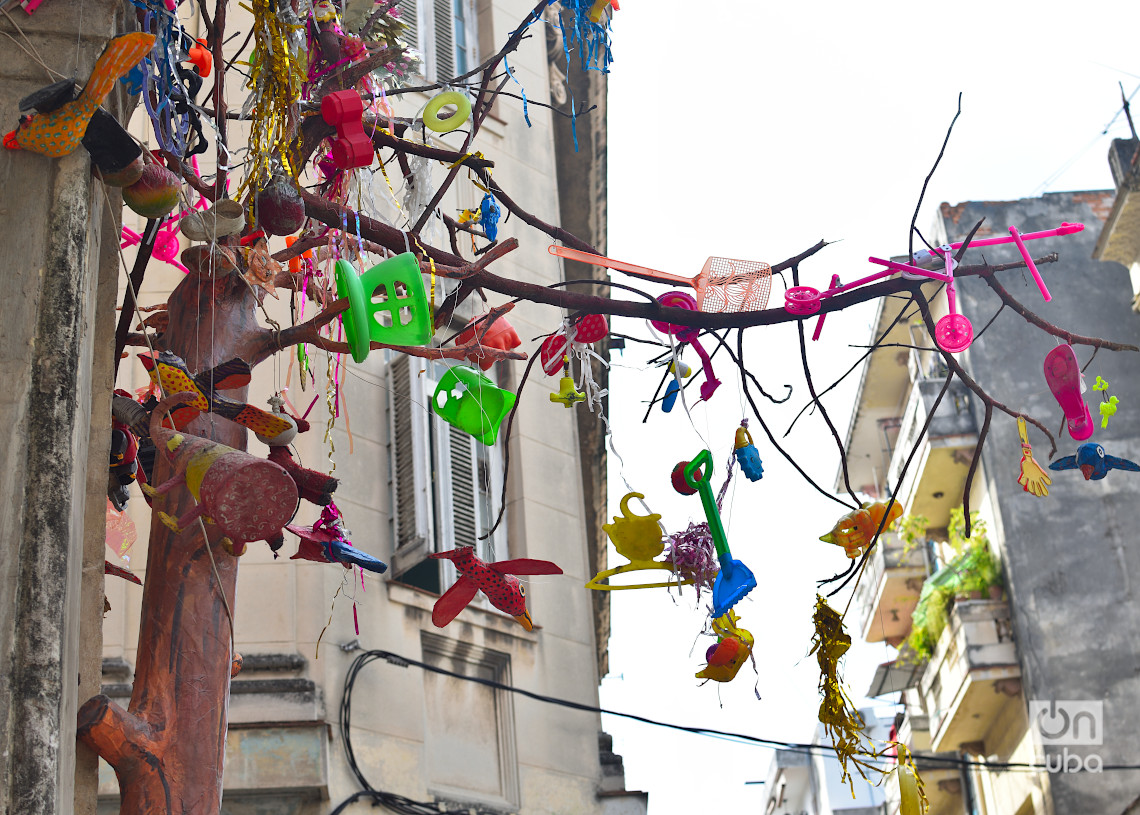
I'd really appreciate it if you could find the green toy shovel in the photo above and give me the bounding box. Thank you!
[682,449,757,618]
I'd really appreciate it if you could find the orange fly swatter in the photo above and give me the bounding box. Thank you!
[548,245,772,314]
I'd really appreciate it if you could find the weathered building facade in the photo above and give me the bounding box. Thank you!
[842,190,1140,815]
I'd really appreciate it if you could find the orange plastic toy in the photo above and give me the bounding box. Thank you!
[819,500,903,559]
[695,610,754,683]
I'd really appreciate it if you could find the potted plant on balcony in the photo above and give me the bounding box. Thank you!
[905,510,1004,660]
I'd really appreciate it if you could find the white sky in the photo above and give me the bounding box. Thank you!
[597,2,1140,811]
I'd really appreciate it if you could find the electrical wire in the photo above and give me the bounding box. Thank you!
[331,646,1140,815]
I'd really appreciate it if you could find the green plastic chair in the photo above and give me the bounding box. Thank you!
[335,253,433,362]
[431,365,516,446]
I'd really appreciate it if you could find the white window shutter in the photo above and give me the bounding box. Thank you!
[398,0,422,53]
[387,355,435,576]
[434,416,479,552]
[432,0,456,81]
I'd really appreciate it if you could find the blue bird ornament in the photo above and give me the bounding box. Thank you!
[1049,443,1140,481]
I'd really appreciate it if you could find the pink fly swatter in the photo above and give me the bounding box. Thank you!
[549,245,772,314]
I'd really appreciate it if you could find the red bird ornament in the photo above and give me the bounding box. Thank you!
[429,546,562,631]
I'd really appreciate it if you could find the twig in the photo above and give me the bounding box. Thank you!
[796,296,860,506]
[909,93,962,263]
[734,329,856,511]
[982,272,1140,353]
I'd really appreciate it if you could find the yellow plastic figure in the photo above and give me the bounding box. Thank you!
[695,610,754,683]
[550,376,586,408]
[586,492,695,590]
[1016,417,1051,497]
[819,501,903,558]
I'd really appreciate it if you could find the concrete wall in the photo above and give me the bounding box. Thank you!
[935,192,1139,815]
[0,3,126,813]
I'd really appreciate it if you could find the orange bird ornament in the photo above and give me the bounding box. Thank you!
[5,32,153,158]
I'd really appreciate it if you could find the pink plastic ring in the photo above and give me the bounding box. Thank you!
[784,286,822,315]
[935,313,974,353]
[650,291,698,335]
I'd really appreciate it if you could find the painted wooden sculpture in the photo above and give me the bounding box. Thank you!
[139,350,294,438]
[286,504,387,573]
[4,32,154,157]
[141,392,299,551]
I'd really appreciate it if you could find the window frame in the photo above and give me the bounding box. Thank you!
[399,0,479,83]
[386,354,508,605]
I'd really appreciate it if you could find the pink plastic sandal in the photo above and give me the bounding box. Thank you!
[1045,344,1094,441]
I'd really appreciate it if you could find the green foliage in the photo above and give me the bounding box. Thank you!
[904,509,1003,661]
[894,513,930,560]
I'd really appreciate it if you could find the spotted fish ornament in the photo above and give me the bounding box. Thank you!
[5,32,154,158]
[429,546,562,631]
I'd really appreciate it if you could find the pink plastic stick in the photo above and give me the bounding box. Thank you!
[1008,226,1052,302]
[947,222,1083,250]
[867,256,953,283]
[120,227,142,249]
[812,275,840,341]
[944,247,957,315]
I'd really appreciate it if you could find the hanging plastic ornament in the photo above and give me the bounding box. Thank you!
[479,192,501,241]
[554,0,614,74]
[403,132,435,228]
[239,0,306,199]
[733,420,763,481]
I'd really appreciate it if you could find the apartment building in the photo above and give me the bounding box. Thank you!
[99,2,644,813]
[761,712,892,815]
[839,190,1140,815]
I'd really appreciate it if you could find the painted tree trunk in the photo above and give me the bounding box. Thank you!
[79,269,268,814]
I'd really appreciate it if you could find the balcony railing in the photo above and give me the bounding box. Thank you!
[919,599,1021,754]
[853,532,931,645]
[887,378,979,524]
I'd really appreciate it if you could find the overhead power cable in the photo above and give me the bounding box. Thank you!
[331,645,1140,815]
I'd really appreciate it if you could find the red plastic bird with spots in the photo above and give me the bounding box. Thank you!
[429,546,562,631]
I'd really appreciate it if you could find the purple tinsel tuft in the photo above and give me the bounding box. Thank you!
[666,522,719,601]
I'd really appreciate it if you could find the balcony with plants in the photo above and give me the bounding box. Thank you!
[852,515,933,647]
[904,511,1021,754]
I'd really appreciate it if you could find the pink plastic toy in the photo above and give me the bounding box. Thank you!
[121,220,190,274]
[932,247,973,353]
[1045,344,1094,441]
[784,222,1083,339]
[321,91,373,170]
[651,291,719,401]
[812,274,840,340]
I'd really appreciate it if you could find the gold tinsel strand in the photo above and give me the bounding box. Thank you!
[810,594,884,790]
[237,0,306,199]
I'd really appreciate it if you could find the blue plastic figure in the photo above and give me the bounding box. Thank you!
[733,422,763,481]
[479,193,501,242]
[662,379,680,413]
